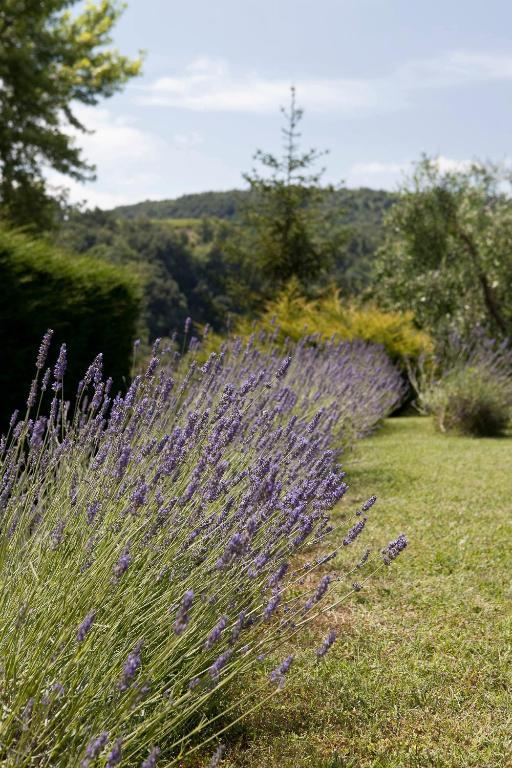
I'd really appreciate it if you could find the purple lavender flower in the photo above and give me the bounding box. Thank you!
[9,409,19,429]
[113,545,132,579]
[141,747,160,768]
[86,501,100,525]
[382,533,408,565]
[184,316,192,334]
[209,648,233,679]
[205,615,228,649]
[268,562,289,588]
[106,738,123,767]
[316,629,337,658]
[41,368,50,392]
[77,610,96,643]
[173,589,194,635]
[130,479,148,510]
[263,594,281,621]
[276,356,292,379]
[36,329,53,369]
[115,444,132,479]
[119,639,144,691]
[145,357,159,378]
[53,344,67,386]
[357,548,371,568]
[30,418,46,448]
[27,378,38,408]
[303,574,331,613]
[343,517,367,546]
[208,744,226,767]
[50,519,65,550]
[269,654,294,688]
[360,495,377,514]
[82,732,109,767]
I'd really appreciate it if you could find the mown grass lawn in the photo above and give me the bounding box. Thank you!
[199,416,512,768]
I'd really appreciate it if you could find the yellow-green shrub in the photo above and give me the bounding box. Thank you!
[235,284,432,363]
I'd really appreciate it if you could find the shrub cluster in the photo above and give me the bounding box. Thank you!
[0,329,406,766]
[234,284,432,366]
[412,331,512,436]
[0,225,141,426]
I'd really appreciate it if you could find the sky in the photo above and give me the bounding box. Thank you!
[54,0,512,209]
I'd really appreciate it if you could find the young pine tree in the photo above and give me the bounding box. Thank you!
[230,87,342,296]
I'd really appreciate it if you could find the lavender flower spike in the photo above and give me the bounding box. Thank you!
[173,589,194,635]
[106,738,123,767]
[77,610,96,643]
[36,329,53,369]
[343,517,367,546]
[113,545,131,579]
[382,533,408,565]
[360,495,377,513]
[316,629,337,658]
[141,747,161,768]
[205,615,228,649]
[81,731,109,767]
[119,639,144,691]
[53,343,67,381]
[209,648,233,679]
[208,744,226,767]
[276,356,292,379]
[270,654,294,689]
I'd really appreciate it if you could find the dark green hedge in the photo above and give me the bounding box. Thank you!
[0,225,141,425]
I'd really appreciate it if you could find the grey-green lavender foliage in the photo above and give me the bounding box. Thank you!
[410,328,512,436]
[0,328,406,766]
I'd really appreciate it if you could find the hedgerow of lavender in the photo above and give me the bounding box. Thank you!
[0,330,406,766]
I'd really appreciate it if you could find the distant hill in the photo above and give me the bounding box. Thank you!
[110,187,397,229]
[60,187,399,339]
[107,186,398,299]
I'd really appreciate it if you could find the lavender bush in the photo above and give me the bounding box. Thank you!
[0,330,406,766]
[411,329,512,435]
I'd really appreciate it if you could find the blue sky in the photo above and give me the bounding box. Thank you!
[58,0,512,208]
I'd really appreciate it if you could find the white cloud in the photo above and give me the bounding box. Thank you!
[346,155,472,189]
[138,50,512,116]
[139,56,392,114]
[46,105,237,208]
[171,131,203,149]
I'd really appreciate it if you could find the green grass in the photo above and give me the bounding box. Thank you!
[200,417,512,767]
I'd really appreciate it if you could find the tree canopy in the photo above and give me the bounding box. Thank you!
[375,157,512,340]
[0,0,142,230]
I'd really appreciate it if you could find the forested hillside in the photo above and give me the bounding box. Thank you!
[59,187,396,339]
[112,186,395,232]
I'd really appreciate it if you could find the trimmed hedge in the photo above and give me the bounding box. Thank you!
[0,225,141,425]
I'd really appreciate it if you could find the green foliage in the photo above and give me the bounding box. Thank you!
[67,187,396,323]
[375,157,512,340]
[410,331,512,436]
[113,191,250,221]
[0,0,142,230]
[57,210,201,339]
[422,366,512,436]
[235,283,432,365]
[0,224,140,423]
